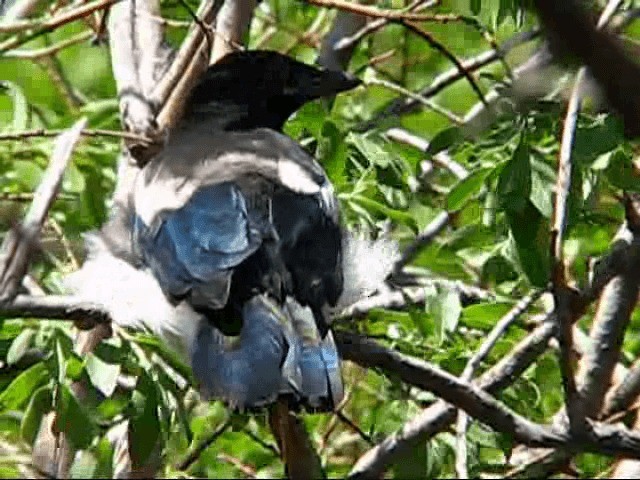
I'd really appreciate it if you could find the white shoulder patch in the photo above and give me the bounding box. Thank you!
[277,159,322,194]
[133,172,198,228]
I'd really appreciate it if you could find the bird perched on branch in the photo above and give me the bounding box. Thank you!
[67,51,397,412]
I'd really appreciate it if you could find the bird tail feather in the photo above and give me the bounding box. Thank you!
[191,295,296,411]
[286,299,344,411]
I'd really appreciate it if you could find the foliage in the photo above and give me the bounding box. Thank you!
[0,0,638,478]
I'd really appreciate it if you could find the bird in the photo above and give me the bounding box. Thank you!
[133,51,361,341]
[66,50,390,412]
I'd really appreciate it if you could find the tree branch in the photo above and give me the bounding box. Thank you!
[0,118,87,303]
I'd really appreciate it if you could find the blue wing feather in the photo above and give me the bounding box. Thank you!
[135,182,264,302]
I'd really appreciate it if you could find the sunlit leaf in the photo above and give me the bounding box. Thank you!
[56,384,97,450]
[0,362,49,412]
[21,386,52,445]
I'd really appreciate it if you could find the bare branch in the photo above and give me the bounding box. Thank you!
[318,6,367,71]
[359,28,539,132]
[0,0,117,32]
[3,30,93,59]
[107,0,158,141]
[0,118,87,303]
[0,127,150,143]
[455,291,544,477]
[0,0,120,52]
[210,0,257,63]
[575,209,640,417]
[175,419,231,471]
[604,357,640,418]
[393,211,450,274]
[269,399,325,480]
[0,294,109,327]
[366,77,463,124]
[151,0,224,130]
[385,128,469,179]
[305,0,473,23]
[134,0,168,97]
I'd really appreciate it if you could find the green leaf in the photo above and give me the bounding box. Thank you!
[461,303,513,331]
[21,386,52,445]
[497,137,531,213]
[409,309,434,338]
[429,289,462,344]
[348,133,392,168]
[63,162,86,194]
[128,373,161,467]
[573,115,626,165]
[85,352,121,398]
[447,167,493,211]
[131,334,193,383]
[505,201,550,287]
[79,99,119,128]
[427,127,463,155]
[393,442,428,478]
[352,194,417,228]
[11,160,44,190]
[56,384,97,450]
[6,328,35,366]
[0,362,49,412]
[66,354,85,381]
[605,149,640,192]
[93,341,125,364]
[2,81,29,130]
[530,158,555,218]
[317,121,348,187]
[54,336,69,383]
[284,101,325,139]
[93,437,114,479]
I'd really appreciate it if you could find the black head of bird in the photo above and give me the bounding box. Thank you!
[186,50,361,131]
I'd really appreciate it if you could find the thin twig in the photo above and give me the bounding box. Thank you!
[333,0,438,52]
[366,77,463,125]
[306,0,487,107]
[385,128,469,179]
[0,127,150,143]
[3,30,93,59]
[336,410,374,446]
[0,118,87,303]
[151,0,223,120]
[0,0,121,53]
[358,29,539,132]
[175,419,231,471]
[455,290,544,478]
[393,211,450,274]
[304,0,475,23]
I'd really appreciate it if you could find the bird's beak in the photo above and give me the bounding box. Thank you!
[312,69,362,98]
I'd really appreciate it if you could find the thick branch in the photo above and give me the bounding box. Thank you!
[210,0,257,63]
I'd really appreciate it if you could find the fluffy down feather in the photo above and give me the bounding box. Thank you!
[65,231,397,343]
[334,232,400,312]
